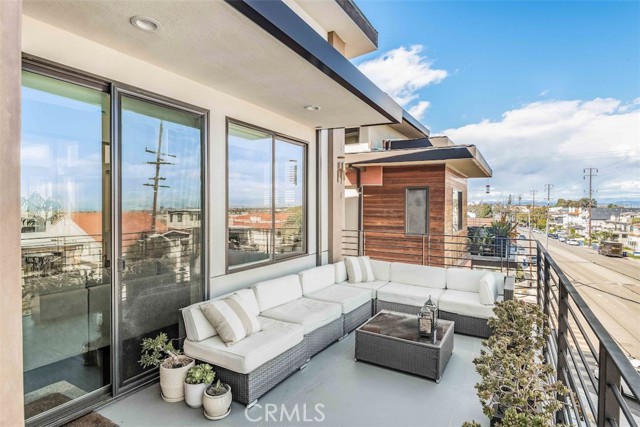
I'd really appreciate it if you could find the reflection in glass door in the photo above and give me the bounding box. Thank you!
[20,71,111,419]
[117,95,204,387]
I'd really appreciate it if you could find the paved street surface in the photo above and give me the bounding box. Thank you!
[530,232,640,359]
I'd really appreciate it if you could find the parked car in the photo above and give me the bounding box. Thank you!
[522,255,539,267]
[598,241,624,257]
[567,239,580,246]
[558,237,566,242]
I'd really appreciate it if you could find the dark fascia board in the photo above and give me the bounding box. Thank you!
[225,0,403,125]
[353,146,474,165]
[403,109,431,137]
[335,0,378,47]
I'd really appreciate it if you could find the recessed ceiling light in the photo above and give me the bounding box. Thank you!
[130,15,161,32]
[304,105,321,111]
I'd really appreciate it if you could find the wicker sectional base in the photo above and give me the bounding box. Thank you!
[343,301,373,334]
[305,317,344,359]
[214,340,307,405]
[375,300,421,316]
[439,310,492,338]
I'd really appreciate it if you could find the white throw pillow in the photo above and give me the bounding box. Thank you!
[478,273,498,305]
[344,256,375,283]
[200,294,261,346]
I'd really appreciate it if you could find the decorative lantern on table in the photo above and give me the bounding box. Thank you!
[418,295,438,342]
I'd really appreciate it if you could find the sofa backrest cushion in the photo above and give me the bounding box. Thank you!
[299,264,336,295]
[370,259,391,281]
[478,273,498,305]
[389,262,446,289]
[252,275,303,311]
[334,261,348,283]
[446,268,505,294]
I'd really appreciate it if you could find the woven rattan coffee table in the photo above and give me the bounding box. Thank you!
[355,310,454,383]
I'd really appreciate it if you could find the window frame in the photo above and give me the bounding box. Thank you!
[225,118,308,273]
[453,190,463,232]
[405,186,430,236]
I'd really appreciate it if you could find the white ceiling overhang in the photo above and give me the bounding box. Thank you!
[23,0,403,130]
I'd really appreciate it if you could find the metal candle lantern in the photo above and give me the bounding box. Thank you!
[419,295,438,341]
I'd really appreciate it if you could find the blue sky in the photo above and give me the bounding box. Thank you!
[354,1,640,203]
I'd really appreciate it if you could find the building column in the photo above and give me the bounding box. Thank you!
[328,128,345,262]
[0,1,24,426]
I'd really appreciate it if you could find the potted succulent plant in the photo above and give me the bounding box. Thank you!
[184,363,215,408]
[489,214,518,258]
[139,332,194,402]
[202,379,232,420]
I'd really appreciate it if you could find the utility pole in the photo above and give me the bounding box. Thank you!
[529,190,537,229]
[144,120,175,233]
[544,184,553,248]
[584,168,598,245]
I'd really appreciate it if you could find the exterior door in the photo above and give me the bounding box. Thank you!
[115,92,206,391]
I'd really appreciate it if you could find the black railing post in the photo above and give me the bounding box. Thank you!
[421,234,425,266]
[543,254,550,319]
[427,234,431,266]
[360,230,365,257]
[556,278,569,422]
[597,343,621,427]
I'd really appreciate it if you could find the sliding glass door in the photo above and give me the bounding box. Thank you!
[117,94,205,389]
[21,70,112,419]
[21,66,207,422]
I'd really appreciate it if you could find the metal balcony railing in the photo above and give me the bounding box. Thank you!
[343,229,640,427]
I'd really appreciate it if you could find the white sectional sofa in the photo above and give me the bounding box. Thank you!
[179,259,513,407]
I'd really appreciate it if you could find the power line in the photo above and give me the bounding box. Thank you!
[544,184,553,248]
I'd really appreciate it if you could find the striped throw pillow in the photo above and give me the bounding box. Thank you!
[344,256,375,284]
[199,294,261,346]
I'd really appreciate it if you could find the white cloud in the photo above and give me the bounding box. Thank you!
[539,89,549,96]
[442,98,640,203]
[408,101,431,120]
[357,45,447,118]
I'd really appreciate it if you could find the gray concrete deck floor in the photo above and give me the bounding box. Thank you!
[99,331,488,427]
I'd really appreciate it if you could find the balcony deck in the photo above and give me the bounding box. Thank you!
[98,332,488,427]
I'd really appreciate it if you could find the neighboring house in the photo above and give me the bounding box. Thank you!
[344,135,492,266]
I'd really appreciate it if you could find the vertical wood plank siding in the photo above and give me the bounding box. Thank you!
[362,165,468,267]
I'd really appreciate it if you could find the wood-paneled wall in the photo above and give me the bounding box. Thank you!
[361,165,468,267]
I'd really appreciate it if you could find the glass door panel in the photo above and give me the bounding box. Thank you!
[20,71,111,419]
[118,95,204,386]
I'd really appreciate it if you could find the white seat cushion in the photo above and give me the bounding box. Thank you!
[377,282,445,307]
[438,290,503,320]
[306,285,371,314]
[299,264,336,295]
[252,275,302,312]
[260,297,342,335]
[389,263,447,289]
[183,316,303,374]
[446,268,506,294]
[339,280,389,298]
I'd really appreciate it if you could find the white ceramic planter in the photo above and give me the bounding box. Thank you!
[203,384,232,420]
[184,382,208,408]
[159,357,195,402]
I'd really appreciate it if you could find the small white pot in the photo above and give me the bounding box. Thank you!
[203,384,232,420]
[184,382,208,408]
[159,357,195,402]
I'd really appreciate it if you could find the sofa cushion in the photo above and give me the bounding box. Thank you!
[370,259,391,281]
[439,290,503,320]
[446,268,505,294]
[389,263,447,289]
[200,295,261,346]
[260,297,342,335]
[377,282,445,308]
[335,261,348,283]
[183,316,303,374]
[339,280,389,299]
[478,273,498,305]
[306,285,371,314]
[299,264,336,295]
[345,256,375,283]
[252,275,302,312]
